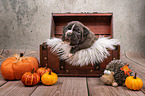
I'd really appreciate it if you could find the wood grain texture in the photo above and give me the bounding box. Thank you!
[55,25,111,35]
[87,78,145,96]
[0,81,38,96]
[121,52,145,93]
[31,77,88,96]
[125,52,145,67]
[52,13,113,16]
[0,69,7,87]
[0,50,145,96]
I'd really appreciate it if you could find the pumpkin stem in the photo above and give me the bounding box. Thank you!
[20,53,24,57]
[31,68,35,74]
[49,69,52,75]
[133,73,137,79]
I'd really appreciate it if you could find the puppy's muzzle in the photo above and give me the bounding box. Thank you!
[65,30,72,38]
[65,24,75,39]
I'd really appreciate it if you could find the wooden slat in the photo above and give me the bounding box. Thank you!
[52,13,113,17]
[55,25,110,35]
[0,69,7,86]
[121,52,145,93]
[55,34,110,38]
[121,52,145,80]
[87,78,145,96]
[141,53,145,58]
[53,16,111,26]
[125,52,145,67]
[0,50,145,95]
[31,77,88,96]
[0,81,37,96]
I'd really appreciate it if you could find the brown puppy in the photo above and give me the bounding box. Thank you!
[62,21,97,55]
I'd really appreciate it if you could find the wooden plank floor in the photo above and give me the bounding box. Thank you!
[0,49,145,96]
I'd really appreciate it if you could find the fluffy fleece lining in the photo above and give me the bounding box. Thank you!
[46,37,119,66]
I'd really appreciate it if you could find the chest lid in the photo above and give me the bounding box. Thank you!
[51,13,113,38]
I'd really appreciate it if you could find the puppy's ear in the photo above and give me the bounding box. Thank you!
[63,25,66,30]
[83,27,90,36]
[62,26,66,41]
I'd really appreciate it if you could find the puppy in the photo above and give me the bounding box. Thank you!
[62,21,97,57]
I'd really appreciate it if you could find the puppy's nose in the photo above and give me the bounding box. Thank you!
[65,30,72,38]
[67,32,72,37]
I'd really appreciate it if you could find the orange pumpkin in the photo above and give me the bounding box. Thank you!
[41,70,58,85]
[1,53,39,80]
[125,73,143,90]
[36,64,52,76]
[21,68,40,86]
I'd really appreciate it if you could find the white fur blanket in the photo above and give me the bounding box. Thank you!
[46,37,119,66]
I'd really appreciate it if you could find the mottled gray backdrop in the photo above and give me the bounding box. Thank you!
[0,0,145,52]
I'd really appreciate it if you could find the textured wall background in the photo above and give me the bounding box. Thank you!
[0,0,145,52]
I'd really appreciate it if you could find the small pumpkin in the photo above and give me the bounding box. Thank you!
[41,70,58,85]
[1,53,39,80]
[125,73,143,90]
[21,68,40,86]
[36,64,52,76]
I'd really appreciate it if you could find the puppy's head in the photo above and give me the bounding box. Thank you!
[62,21,90,45]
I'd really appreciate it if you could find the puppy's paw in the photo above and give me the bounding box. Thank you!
[61,41,70,44]
[68,53,73,58]
[61,42,65,44]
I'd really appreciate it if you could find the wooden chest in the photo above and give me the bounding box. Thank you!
[40,13,120,77]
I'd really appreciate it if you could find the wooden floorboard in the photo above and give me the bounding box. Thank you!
[126,52,145,67]
[0,50,145,96]
[0,72,7,87]
[0,81,38,96]
[31,77,88,96]
[121,51,145,93]
[0,66,7,87]
[87,78,145,96]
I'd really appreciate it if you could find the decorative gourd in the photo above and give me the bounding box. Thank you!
[36,64,52,76]
[41,70,58,85]
[21,68,40,86]
[125,73,143,90]
[1,53,39,80]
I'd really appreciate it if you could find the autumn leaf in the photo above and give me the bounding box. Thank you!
[120,64,132,76]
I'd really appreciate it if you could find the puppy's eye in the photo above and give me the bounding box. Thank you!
[73,28,80,32]
[68,28,71,30]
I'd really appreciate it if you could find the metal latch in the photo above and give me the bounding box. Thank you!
[59,59,65,70]
[42,42,47,50]
[94,62,100,70]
